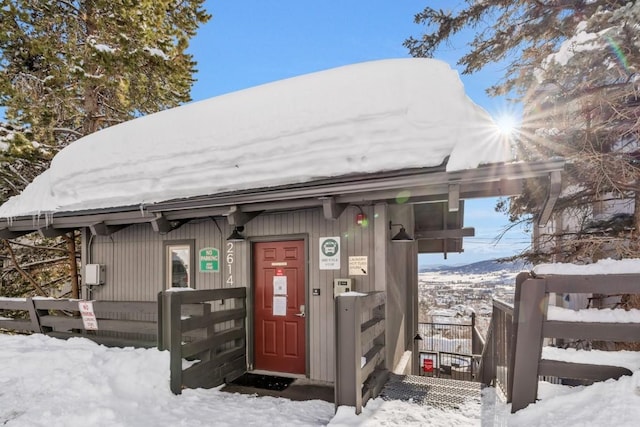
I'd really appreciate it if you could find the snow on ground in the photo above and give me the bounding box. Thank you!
[533,258,640,275]
[0,58,510,218]
[1,333,639,426]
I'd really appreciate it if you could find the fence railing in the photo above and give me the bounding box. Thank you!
[418,318,474,355]
[0,297,158,348]
[510,272,640,412]
[478,297,515,398]
[335,291,388,414]
[158,287,247,394]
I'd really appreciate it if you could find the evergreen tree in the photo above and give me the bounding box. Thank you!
[406,1,640,263]
[0,0,210,298]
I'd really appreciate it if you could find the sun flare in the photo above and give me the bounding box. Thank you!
[495,113,519,136]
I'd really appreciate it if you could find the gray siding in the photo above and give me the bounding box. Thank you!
[85,205,383,383]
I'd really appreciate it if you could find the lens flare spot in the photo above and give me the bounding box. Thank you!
[396,190,411,204]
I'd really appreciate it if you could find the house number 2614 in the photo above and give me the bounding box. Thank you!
[226,242,234,286]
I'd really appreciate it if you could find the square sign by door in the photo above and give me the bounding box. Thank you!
[199,247,219,272]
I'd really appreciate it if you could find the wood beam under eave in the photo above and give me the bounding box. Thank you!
[321,197,347,220]
[414,227,475,240]
[151,214,172,233]
[38,226,75,238]
[226,205,262,227]
[448,184,460,212]
[537,170,562,227]
[89,222,127,236]
[0,228,30,239]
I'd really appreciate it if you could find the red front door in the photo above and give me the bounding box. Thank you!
[253,240,306,374]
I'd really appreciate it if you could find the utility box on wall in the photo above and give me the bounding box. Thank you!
[333,278,353,298]
[85,264,105,285]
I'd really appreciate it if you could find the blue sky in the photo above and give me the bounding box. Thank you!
[187,1,530,265]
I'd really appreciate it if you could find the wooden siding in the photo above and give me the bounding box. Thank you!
[85,205,383,383]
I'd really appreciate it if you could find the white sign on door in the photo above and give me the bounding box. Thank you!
[319,237,340,270]
[273,296,287,316]
[273,275,287,295]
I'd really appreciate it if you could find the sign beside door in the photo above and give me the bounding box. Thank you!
[198,247,219,272]
[319,237,340,270]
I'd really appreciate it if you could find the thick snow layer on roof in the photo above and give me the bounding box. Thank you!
[0,58,510,218]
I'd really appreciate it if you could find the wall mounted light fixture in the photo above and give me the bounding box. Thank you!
[226,226,245,241]
[389,221,413,242]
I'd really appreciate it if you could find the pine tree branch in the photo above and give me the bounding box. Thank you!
[2,239,49,297]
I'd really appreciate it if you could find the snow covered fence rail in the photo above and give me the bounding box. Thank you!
[510,272,640,413]
[0,297,158,347]
[158,287,247,394]
[335,291,388,415]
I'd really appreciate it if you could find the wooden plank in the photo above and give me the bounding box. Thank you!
[0,298,29,310]
[177,287,246,304]
[543,321,640,342]
[361,344,384,380]
[26,297,43,333]
[0,319,33,331]
[360,291,386,311]
[511,278,547,413]
[360,318,385,345]
[335,295,362,413]
[538,359,632,381]
[182,347,245,385]
[32,299,80,311]
[182,327,245,359]
[181,308,246,333]
[39,315,84,330]
[92,301,158,315]
[88,319,158,335]
[169,293,183,394]
[543,274,640,294]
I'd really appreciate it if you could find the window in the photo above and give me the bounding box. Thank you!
[164,240,195,289]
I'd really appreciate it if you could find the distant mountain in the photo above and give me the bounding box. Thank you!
[419,259,531,275]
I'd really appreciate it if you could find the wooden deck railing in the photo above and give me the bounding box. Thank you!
[0,297,158,348]
[158,287,247,394]
[478,296,515,398]
[510,272,640,412]
[334,291,388,414]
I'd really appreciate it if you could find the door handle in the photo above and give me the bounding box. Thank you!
[295,304,305,317]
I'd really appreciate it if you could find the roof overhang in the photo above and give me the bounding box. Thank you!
[0,159,565,237]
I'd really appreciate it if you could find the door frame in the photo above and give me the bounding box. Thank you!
[247,234,310,377]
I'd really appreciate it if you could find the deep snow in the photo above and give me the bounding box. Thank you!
[1,333,639,426]
[0,58,510,218]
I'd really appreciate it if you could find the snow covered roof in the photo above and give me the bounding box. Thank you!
[0,58,511,219]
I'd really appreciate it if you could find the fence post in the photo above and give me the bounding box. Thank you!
[167,291,183,395]
[511,278,547,412]
[335,294,362,414]
[26,297,43,333]
[508,272,530,402]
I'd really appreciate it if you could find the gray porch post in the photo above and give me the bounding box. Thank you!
[335,294,363,413]
[511,278,547,412]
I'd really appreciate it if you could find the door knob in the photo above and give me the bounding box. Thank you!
[295,304,306,317]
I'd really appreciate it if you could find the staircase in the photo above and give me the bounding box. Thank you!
[380,374,481,408]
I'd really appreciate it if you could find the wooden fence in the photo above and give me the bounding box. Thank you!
[0,297,158,348]
[334,291,388,414]
[158,287,247,394]
[510,272,640,412]
[478,297,515,399]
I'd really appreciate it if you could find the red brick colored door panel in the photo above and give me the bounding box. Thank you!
[253,240,305,374]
